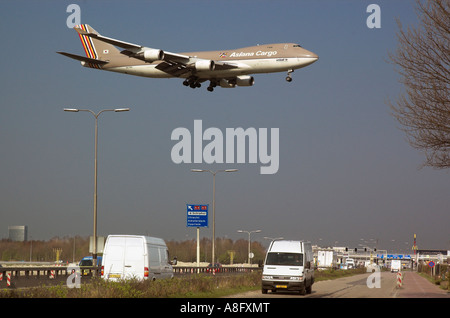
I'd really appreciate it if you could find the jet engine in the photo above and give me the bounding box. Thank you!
[194,60,215,71]
[142,49,164,62]
[236,75,254,86]
[219,76,255,88]
[219,78,236,88]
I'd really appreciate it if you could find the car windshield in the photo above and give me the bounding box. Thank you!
[79,259,93,266]
[266,252,303,266]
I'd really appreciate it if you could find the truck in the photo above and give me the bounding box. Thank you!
[79,255,102,266]
[262,240,314,295]
[79,255,103,275]
[391,259,401,272]
[101,235,177,281]
[317,250,337,269]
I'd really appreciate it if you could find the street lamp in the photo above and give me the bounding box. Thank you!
[264,236,283,241]
[64,107,130,271]
[191,169,238,264]
[238,229,261,265]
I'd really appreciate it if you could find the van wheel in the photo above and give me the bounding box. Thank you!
[262,288,268,294]
[299,287,306,295]
[306,284,312,294]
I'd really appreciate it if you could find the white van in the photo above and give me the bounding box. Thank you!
[345,258,355,269]
[101,235,177,281]
[391,259,401,272]
[262,240,314,295]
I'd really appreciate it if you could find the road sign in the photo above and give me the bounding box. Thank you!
[379,254,412,260]
[428,261,435,268]
[186,204,208,227]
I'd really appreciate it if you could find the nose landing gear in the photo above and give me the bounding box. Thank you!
[286,69,294,82]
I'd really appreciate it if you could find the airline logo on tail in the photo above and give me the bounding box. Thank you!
[76,24,101,69]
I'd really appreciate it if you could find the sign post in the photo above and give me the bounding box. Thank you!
[187,204,208,269]
[428,261,436,278]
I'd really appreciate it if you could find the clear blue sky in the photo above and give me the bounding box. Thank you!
[1,0,448,252]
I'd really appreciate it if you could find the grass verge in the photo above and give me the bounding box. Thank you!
[0,268,367,298]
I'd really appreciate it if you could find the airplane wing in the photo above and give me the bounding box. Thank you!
[76,25,238,77]
[75,26,190,63]
[56,51,108,65]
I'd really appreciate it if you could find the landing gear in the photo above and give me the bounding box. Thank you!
[286,69,294,82]
[207,80,218,92]
[182,78,220,92]
[183,77,202,89]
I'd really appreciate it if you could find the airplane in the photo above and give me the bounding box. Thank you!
[58,24,318,92]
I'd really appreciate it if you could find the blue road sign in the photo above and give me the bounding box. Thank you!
[377,254,412,259]
[186,204,208,227]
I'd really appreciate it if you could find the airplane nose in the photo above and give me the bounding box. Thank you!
[296,49,318,67]
[303,50,318,61]
[310,52,319,60]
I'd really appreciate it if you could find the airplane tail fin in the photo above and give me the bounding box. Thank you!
[74,24,121,61]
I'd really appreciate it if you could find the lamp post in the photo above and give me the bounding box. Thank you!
[238,229,261,264]
[64,108,129,271]
[191,169,237,264]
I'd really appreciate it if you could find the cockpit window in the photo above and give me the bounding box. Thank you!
[293,44,302,48]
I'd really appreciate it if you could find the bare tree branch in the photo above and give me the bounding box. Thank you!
[388,0,450,169]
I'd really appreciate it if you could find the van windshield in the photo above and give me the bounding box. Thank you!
[266,252,303,266]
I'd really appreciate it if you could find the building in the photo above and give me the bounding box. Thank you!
[8,225,28,242]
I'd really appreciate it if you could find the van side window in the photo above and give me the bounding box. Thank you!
[160,248,168,264]
[149,247,160,267]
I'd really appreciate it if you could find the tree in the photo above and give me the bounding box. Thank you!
[389,0,450,168]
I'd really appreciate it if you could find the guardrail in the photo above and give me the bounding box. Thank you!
[0,266,78,278]
[173,266,261,274]
[1,265,261,277]
[0,265,261,288]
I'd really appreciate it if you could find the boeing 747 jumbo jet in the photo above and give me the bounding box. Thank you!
[58,24,318,92]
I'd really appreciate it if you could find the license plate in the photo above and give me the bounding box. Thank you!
[108,274,121,278]
[276,285,287,289]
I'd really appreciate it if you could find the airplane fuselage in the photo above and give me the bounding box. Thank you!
[59,24,318,91]
[100,43,317,79]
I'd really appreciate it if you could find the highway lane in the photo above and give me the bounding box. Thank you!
[394,271,450,298]
[226,271,449,298]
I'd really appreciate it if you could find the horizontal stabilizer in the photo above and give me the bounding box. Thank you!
[57,51,108,65]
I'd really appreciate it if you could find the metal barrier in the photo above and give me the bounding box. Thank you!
[3,266,100,277]
[0,265,261,287]
[173,266,261,274]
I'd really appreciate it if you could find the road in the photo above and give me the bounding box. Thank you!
[226,271,450,298]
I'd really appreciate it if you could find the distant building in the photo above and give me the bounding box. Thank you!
[8,225,28,242]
